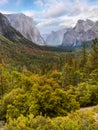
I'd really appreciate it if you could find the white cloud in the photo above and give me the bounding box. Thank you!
[1,0,98,33]
[22,11,37,17]
[24,0,98,33]
[0,0,8,5]
[37,18,57,28]
[44,2,66,18]
[59,19,76,28]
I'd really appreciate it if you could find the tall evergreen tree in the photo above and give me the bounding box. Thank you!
[91,39,98,70]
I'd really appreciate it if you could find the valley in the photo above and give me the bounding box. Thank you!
[0,6,98,130]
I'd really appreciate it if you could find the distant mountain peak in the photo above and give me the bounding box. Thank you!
[74,19,94,32]
[77,19,84,23]
[46,28,67,46]
[62,19,97,47]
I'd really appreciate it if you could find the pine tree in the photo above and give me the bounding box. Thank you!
[88,39,98,70]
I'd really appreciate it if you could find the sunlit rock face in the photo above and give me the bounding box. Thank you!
[62,19,98,46]
[6,13,45,45]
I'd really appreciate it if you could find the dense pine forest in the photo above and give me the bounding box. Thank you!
[0,37,98,129]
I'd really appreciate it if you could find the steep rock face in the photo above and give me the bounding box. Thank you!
[0,13,10,33]
[74,19,94,32]
[46,28,66,46]
[42,33,49,41]
[91,21,98,34]
[0,13,24,41]
[5,13,45,45]
[62,19,97,46]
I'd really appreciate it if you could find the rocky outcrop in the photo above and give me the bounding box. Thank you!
[62,19,97,46]
[0,12,23,41]
[5,13,45,45]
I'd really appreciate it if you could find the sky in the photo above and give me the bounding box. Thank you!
[0,0,98,34]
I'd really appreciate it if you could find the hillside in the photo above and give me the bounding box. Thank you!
[0,13,49,67]
[0,32,98,130]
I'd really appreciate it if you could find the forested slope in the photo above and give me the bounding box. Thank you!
[0,37,98,129]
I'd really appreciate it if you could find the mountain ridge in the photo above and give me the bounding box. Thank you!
[0,12,24,42]
[44,28,67,46]
[5,13,46,45]
[62,19,98,47]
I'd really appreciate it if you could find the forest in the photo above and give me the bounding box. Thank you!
[0,39,98,130]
